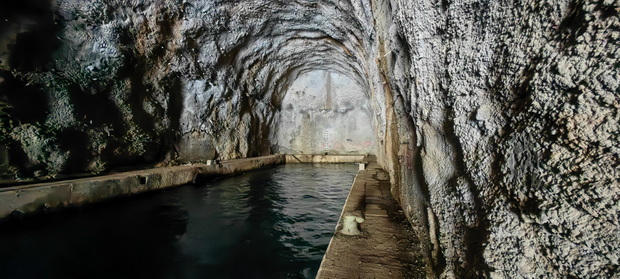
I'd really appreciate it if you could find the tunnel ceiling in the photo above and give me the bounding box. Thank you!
[206,0,372,105]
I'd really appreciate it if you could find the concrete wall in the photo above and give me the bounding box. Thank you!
[275,70,376,155]
[284,154,368,164]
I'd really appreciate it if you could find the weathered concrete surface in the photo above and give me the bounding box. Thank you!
[284,154,368,164]
[318,162,428,278]
[0,155,284,220]
[276,70,376,154]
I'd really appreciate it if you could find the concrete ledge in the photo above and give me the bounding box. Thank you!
[0,155,284,221]
[285,154,370,163]
[0,154,367,221]
[317,162,428,278]
[335,172,366,235]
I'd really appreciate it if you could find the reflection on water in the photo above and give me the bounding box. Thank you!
[0,164,356,279]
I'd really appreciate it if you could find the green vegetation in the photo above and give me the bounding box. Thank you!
[10,123,68,177]
[0,102,13,144]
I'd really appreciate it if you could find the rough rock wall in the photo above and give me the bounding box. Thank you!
[1,0,618,278]
[377,0,620,278]
[0,0,375,179]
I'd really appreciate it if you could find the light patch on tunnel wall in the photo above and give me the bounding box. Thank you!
[275,70,376,155]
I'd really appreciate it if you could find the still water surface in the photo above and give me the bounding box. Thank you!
[0,164,357,279]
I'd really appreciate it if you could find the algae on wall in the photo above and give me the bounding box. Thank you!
[1,0,186,179]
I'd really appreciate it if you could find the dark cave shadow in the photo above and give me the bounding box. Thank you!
[0,70,48,124]
[57,127,90,174]
[1,0,62,71]
[115,26,184,162]
[0,191,189,279]
[62,83,128,172]
[67,84,124,129]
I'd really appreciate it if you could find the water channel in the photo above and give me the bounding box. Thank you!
[0,164,358,279]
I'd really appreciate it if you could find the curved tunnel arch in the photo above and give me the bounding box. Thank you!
[187,0,382,157]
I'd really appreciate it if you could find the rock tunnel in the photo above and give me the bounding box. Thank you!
[0,0,619,278]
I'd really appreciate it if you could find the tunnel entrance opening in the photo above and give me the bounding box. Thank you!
[273,70,376,155]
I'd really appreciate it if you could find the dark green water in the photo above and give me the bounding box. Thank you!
[0,164,357,279]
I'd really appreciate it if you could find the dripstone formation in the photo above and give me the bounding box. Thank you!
[1,0,618,278]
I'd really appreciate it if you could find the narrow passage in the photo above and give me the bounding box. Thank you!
[318,162,428,278]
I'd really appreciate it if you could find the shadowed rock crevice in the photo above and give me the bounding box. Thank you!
[0,71,49,124]
[443,106,490,278]
[2,0,61,72]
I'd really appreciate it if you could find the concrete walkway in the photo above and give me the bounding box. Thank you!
[317,162,428,278]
